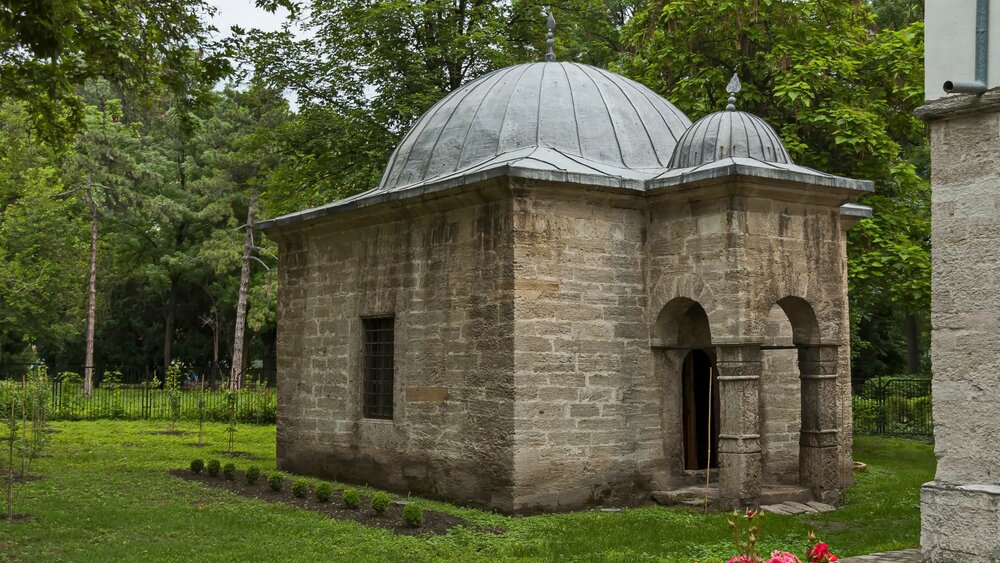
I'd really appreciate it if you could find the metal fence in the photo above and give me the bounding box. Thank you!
[852,377,933,437]
[0,364,277,423]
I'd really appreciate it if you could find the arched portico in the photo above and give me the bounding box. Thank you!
[654,297,764,504]
[772,296,842,502]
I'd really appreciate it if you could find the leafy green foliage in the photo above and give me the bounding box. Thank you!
[190,459,205,474]
[100,371,125,419]
[267,471,284,492]
[403,503,424,527]
[165,365,183,428]
[314,482,332,502]
[223,462,236,481]
[621,0,929,376]
[245,465,261,485]
[370,491,391,514]
[342,488,360,509]
[206,459,220,477]
[0,0,230,144]
[291,478,309,498]
[0,103,87,362]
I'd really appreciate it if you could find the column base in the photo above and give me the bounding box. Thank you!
[921,480,1000,562]
[719,450,762,504]
[800,444,841,502]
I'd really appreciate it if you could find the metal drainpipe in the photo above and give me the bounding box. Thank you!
[944,0,990,94]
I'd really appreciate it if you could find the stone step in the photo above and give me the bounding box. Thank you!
[760,503,793,515]
[806,500,836,513]
[759,484,812,505]
[783,501,818,513]
[651,486,718,505]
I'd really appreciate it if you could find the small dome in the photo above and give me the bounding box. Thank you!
[379,62,692,191]
[668,110,793,168]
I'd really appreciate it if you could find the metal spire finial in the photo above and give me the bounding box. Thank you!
[545,11,556,62]
[725,72,741,111]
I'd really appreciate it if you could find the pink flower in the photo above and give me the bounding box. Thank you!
[727,556,757,563]
[766,551,802,563]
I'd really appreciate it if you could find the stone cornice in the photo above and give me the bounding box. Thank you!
[915,87,1000,121]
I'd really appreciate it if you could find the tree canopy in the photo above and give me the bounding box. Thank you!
[0,0,929,380]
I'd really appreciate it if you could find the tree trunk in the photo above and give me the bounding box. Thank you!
[904,309,921,375]
[84,179,98,397]
[230,199,255,391]
[163,280,176,372]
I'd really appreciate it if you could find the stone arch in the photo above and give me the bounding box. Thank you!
[652,297,718,483]
[774,296,821,345]
[767,295,841,498]
[654,297,713,348]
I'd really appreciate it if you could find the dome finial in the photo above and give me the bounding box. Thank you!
[545,11,556,62]
[725,72,741,111]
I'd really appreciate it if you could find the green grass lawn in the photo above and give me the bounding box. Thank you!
[1,422,933,562]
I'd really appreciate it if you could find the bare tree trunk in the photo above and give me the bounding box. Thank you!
[230,199,255,391]
[212,310,219,369]
[163,281,176,372]
[84,179,98,397]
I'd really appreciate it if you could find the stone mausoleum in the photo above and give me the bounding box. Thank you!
[259,52,872,512]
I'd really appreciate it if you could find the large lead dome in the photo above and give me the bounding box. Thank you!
[378,62,692,191]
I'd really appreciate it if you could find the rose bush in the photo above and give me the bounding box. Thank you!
[727,508,838,563]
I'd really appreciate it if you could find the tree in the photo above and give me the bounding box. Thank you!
[0,102,87,365]
[620,0,928,377]
[232,0,635,214]
[0,0,230,144]
[65,85,147,394]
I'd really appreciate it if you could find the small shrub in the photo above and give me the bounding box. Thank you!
[207,459,221,477]
[268,472,284,492]
[292,479,309,499]
[223,462,236,481]
[190,459,205,474]
[315,482,333,502]
[342,488,360,509]
[370,491,390,514]
[403,503,423,527]
[245,465,261,485]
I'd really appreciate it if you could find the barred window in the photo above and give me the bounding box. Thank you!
[362,316,394,419]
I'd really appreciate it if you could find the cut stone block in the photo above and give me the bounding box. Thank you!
[783,501,817,513]
[806,500,836,513]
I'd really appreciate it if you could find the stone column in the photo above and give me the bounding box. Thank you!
[916,89,1000,561]
[797,344,841,503]
[715,344,762,506]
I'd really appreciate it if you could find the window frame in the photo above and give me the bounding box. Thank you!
[360,315,395,420]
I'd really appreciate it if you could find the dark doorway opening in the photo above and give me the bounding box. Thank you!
[682,349,719,470]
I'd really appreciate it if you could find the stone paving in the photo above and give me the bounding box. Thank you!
[838,549,921,562]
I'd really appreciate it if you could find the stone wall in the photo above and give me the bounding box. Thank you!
[271,192,517,511]
[509,184,649,510]
[760,306,801,484]
[268,175,856,512]
[917,91,1000,562]
[644,185,853,495]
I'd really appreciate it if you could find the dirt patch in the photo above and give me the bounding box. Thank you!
[183,442,209,448]
[5,473,43,484]
[170,469,467,535]
[149,430,188,436]
[0,512,33,522]
[218,451,255,459]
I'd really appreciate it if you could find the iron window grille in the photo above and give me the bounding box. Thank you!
[362,316,394,419]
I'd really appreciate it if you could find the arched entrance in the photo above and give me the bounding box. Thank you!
[682,349,718,470]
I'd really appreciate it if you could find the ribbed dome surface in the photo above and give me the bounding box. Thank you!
[668,110,792,168]
[379,62,692,191]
